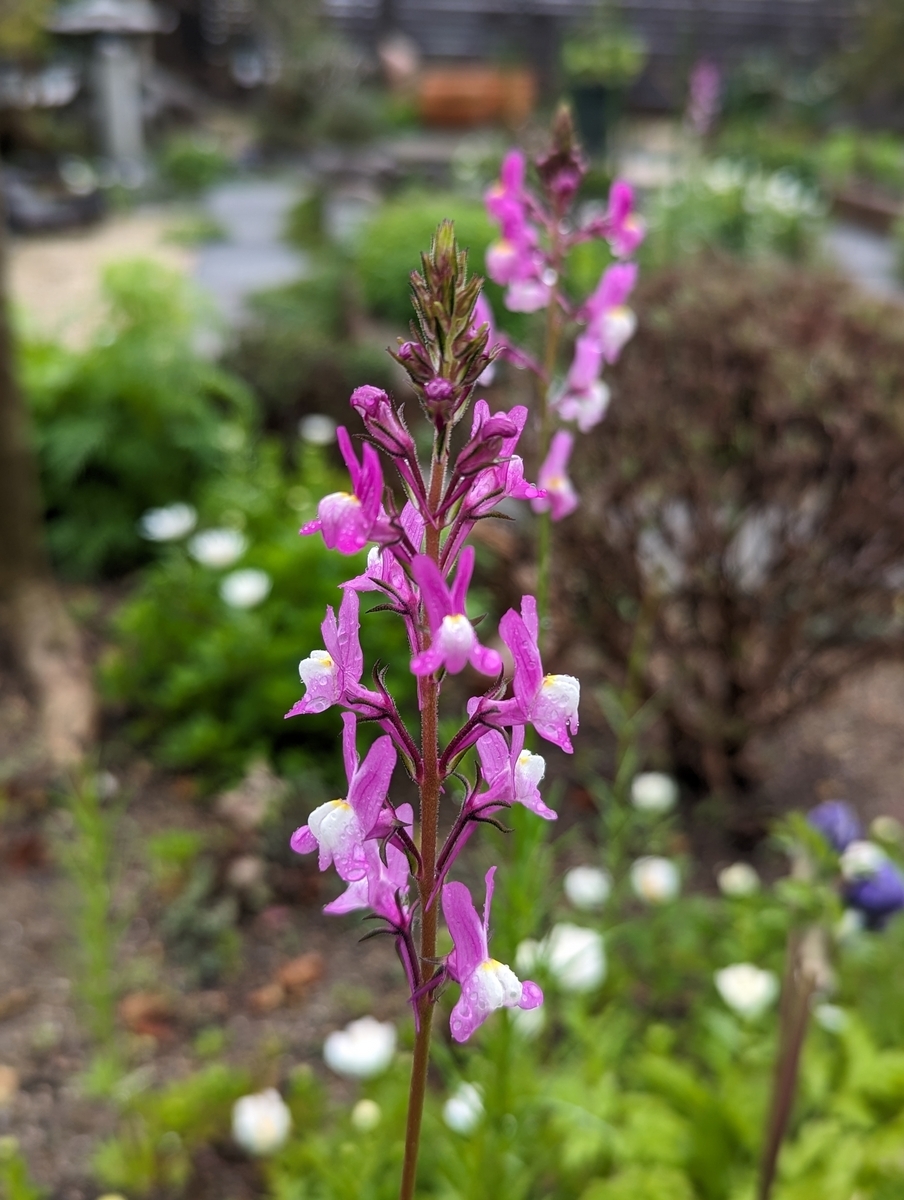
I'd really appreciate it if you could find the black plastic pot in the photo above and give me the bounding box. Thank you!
[570,83,618,155]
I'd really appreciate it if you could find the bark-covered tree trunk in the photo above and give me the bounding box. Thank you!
[0,194,95,769]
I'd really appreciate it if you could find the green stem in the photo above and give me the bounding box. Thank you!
[758,932,815,1200]
[399,447,447,1200]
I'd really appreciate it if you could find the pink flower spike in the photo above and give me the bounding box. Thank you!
[290,713,396,881]
[443,867,543,1043]
[286,588,364,718]
[300,427,386,554]
[497,595,581,753]
[410,548,503,678]
[532,431,579,522]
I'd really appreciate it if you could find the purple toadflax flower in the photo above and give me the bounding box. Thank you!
[291,712,396,881]
[286,589,382,718]
[300,426,389,554]
[532,431,579,522]
[491,594,580,752]
[410,546,503,677]
[443,867,543,1042]
[476,727,556,820]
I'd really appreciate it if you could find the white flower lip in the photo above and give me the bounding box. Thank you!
[443,1082,484,1134]
[564,865,611,911]
[714,963,779,1019]
[323,1016,396,1078]
[231,1087,292,1156]
[716,862,760,897]
[630,772,678,813]
[630,856,681,904]
[220,568,272,609]
[138,502,197,542]
[189,527,248,567]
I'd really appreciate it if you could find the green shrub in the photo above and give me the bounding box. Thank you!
[23,259,252,580]
[354,192,500,331]
[157,133,231,195]
[102,442,411,788]
[640,160,824,270]
[224,270,397,442]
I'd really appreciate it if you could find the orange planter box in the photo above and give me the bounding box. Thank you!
[418,65,536,129]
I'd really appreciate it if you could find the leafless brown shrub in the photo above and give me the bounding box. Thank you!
[557,254,904,796]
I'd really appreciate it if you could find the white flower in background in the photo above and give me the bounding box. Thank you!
[630,772,678,814]
[564,865,612,911]
[510,1003,545,1039]
[514,937,541,975]
[220,568,272,609]
[231,1088,292,1156]
[350,1099,382,1132]
[138,502,197,542]
[631,856,681,904]
[870,815,904,845]
[94,770,120,800]
[323,1017,396,1079]
[813,1003,847,1034]
[717,862,760,897]
[840,840,886,881]
[714,963,779,1019]
[189,527,247,568]
[835,908,865,942]
[544,924,606,992]
[443,1082,484,1134]
[298,414,337,445]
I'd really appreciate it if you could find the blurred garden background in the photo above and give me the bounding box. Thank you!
[2,1,904,1197]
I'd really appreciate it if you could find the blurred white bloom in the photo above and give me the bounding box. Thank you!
[870,815,904,845]
[715,963,779,1019]
[515,926,605,992]
[630,772,678,814]
[703,159,745,194]
[840,840,886,881]
[631,856,681,904]
[189,528,247,568]
[350,1098,382,1132]
[323,1017,396,1079]
[564,865,611,911]
[835,907,865,942]
[813,1003,847,1034]
[298,414,337,445]
[543,923,606,992]
[138,502,197,542]
[232,1088,292,1156]
[443,1082,484,1134]
[510,1003,545,1039]
[514,938,541,975]
[220,568,272,609]
[717,862,760,897]
[94,770,120,800]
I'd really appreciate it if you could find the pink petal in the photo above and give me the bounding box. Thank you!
[442,881,486,981]
[519,980,543,1009]
[290,825,317,855]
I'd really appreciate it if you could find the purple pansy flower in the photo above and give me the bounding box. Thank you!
[442,867,543,1043]
[808,800,861,854]
[410,547,503,678]
[290,713,396,881]
[532,431,579,522]
[300,426,387,554]
[846,860,904,930]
